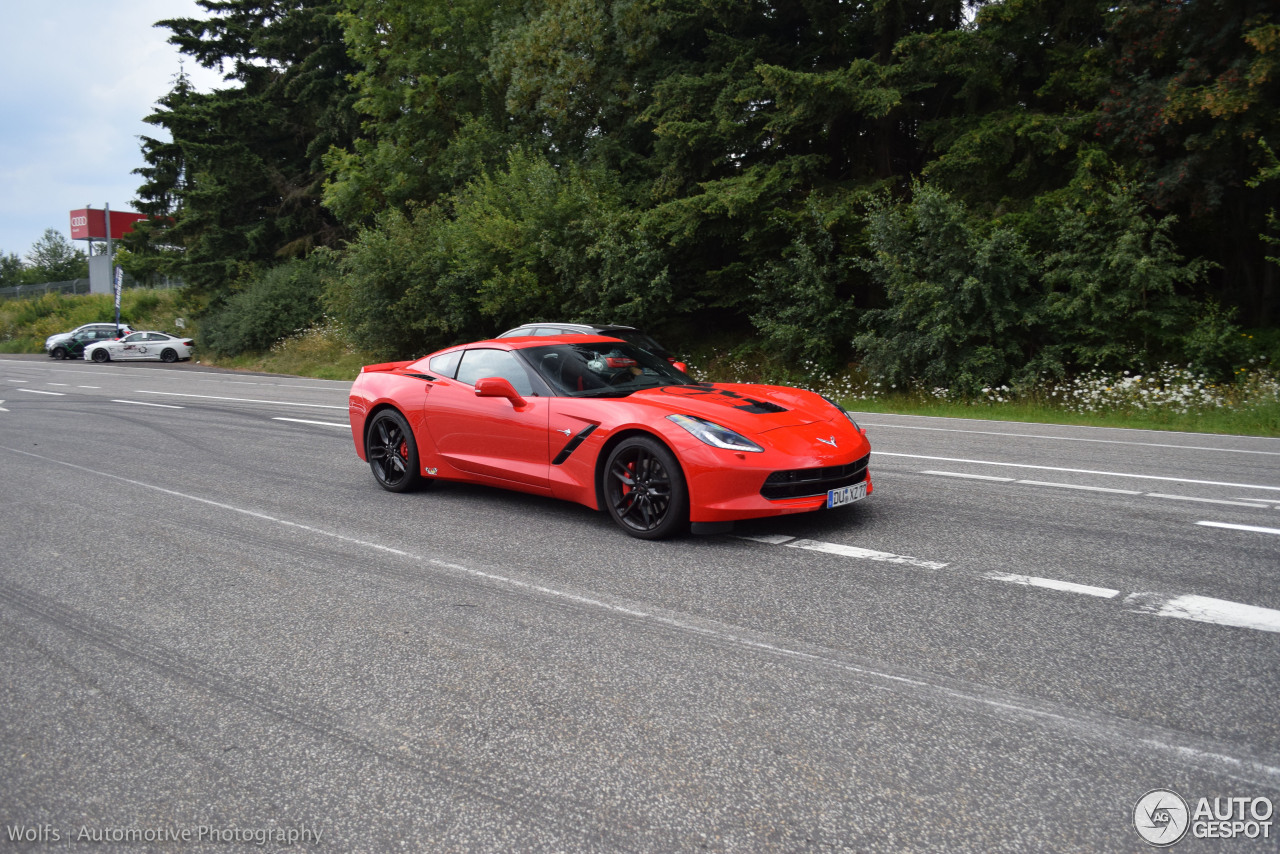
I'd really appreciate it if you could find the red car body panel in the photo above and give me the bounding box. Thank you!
[349,336,872,528]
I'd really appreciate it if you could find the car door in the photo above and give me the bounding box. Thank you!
[422,347,551,490]
[113,332,147,360]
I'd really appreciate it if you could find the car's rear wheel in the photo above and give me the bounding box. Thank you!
[91,349,109,363]
[367,410,422,493]
[51,347,66,360]
[161,348,178,363]
[602,436,688,539]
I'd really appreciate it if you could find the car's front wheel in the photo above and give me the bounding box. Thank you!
[602,436,689,539]
[51,347,66,360]
[366,410,422,493]
[90,349,109,363]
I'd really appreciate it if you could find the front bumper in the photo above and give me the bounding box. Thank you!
[675,431,873,523]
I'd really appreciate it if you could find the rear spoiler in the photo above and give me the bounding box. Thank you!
[361,360,414,373]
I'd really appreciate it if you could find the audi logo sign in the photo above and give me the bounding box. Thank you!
[68,208,148,240]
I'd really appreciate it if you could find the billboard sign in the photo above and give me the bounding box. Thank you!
[69,209,148,240]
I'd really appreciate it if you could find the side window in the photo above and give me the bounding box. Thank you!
[455,349,534,396]
[429,351,462,378]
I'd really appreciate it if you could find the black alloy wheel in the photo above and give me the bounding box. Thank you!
[91,349,110,363]
[367,410,422,493]
[51,347,67,360]
[602,436,688,539]
[161,348,178,363]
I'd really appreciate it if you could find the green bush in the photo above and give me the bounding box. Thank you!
[1040,173,1208,371]
[331,149,672,359]
[854,182,1041,395]
[198,255,332,357]
[750,202,862,370]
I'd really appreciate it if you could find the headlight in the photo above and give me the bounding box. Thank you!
[667,414,764,453]
[820,394,862,432]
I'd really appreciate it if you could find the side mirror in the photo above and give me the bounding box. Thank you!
[474,376,527,408]
[673,361,689,374]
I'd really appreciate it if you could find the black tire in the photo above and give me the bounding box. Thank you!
[160,348,178,363]
[602,436,689,539]
[366,410,422,493]
[51,347,66,360]
[91,349,110,363]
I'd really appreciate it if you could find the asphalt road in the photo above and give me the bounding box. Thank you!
[1,354,1278,852]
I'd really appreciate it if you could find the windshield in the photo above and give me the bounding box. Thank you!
[521,342,694,397]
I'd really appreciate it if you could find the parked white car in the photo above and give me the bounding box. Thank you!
[84,331,194,363]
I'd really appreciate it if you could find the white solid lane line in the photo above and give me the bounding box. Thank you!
[984,572,1120,599]
[17,388,64,395]
[877,451,1280,493]
[860,421,1280,456]
[1196,521,1280,536]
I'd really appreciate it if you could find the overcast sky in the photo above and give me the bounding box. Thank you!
[0,1,225,258]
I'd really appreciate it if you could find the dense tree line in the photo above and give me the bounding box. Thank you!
[124,0,1279,389]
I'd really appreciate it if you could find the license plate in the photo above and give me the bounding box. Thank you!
[826,481,867,508]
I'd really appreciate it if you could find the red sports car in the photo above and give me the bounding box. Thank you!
[348,335,872,539]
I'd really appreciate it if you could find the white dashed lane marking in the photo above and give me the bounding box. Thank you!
[112,399,184,409]
[1126,593,1280,634]
[984,572,1120,599]
[924,471,1014,483]
[737,535,1280,635]
[736,534,948,570]
[1197,521,1280,537]
[918,469,1280,509]
[876,452,1280,493]
[1012,479,1141,495]
[860,421,1280,457]
[136,390,345,410]
[273,417,348,428]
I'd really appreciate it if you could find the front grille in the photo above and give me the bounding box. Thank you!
[761,454,870,500]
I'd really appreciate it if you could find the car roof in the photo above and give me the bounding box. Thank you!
[498,322,636,336]
[483,333,628,349]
